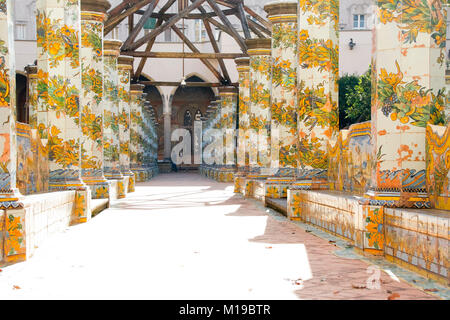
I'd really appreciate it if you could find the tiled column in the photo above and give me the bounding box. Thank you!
[296,0,339,183]
[246,39,272,172]
[80,0,111,199]
[218,87,238,169]
[0,0,21,209]
[117,56,135,193]
[36,0,91,222]
[103,39,123,181]
[264,1,298,175]
[25,65,38,129]
[235,57,250,171]
[366,0,447,208]
[130,84,145,182]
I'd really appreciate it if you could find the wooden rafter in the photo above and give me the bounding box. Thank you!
[126,0,207,51]
[122,0,161,50]
[104,0,271,87]
[125,51,245,59]
[105,0,155,35]
[203,19,231,84]
[170,23,225,83]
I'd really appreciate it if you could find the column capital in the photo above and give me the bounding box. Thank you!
[104,39,122,57]
[245,39,272,56]
[25,64,38,77]
[81,0,111,14]
[218,86,239,96]
[235,57,250,72]
[118,56,134,70]
[264,0,297,22]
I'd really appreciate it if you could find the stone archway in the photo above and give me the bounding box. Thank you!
[171,75,215,169]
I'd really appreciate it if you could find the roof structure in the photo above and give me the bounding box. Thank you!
[104,0,271,86]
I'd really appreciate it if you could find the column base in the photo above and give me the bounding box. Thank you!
[121,171,135,193]
[82,177,111,200]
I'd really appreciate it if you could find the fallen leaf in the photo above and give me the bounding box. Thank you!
[388,293,400,300]
[13,285,21,290]
[424,288,439,293]
[352,284,366,289]
[333,291,340,294]
[0,269,2,272]
[305,230,312,233]
[265,246,272,249]
[329,240,336,244]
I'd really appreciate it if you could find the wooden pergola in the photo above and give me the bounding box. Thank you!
[104,0,271,87]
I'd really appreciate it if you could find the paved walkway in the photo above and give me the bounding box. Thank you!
[0,173,442,299]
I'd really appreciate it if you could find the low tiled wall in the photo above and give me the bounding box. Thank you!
[0,191,76,265]
[287,189,449,285]
[287,190,384,255]
[384,208,448,284]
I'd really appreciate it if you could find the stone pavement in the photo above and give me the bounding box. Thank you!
[0,173,444,299]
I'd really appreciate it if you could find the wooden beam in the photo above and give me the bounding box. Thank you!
[205,0,247,52]
[134,0,177,80]
[134,8,238,19]
[127,0,207,51]
[108,0,140,17]
[139,81,238,87]
[236,1,251,39]
[204,19,231,84]
[243,5,271,30]
[247,17,271,36]
[123,51,247,59]
[247,17,265,38]
[105,0,154,35]
[170,23,224,82]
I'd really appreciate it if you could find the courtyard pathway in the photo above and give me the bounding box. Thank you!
[0,173,441,299]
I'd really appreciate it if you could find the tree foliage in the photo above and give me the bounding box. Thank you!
[338,68,372,129]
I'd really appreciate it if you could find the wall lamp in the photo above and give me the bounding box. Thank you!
[349,38,356,50]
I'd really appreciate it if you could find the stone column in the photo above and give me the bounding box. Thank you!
[235,57,250,171]
[80,0,111,199]
[0,0,21,209]
[246,39,272,172]
[130,84,145,182]
[103,39,123,181]
[117,56,135,192]
[366,0,447,208]
[163,94,172,160]
[36,0,91,222]
[296,0,339,183]
[218,87,239,169]
[265,1,298,175]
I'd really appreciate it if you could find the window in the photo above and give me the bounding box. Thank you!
[353,14,365,29]
[15,23,26,40]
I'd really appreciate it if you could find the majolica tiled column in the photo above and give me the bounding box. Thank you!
[130,84,145,182]
[25,65,38,129]
[103,39,123,181]
[117,56,135,192]
[36,0,91,223]
[80,0,111,199]
[235,57,250,171]
[365,0,447,208]
[246,39,272,172]
[218,87,238,169]
[265,1,298,175]
[0,0,21,209]
[297,0,339,182]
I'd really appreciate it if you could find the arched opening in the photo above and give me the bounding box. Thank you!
[136,74,164,160]
[171,75,215,169]
[16,73,28,124]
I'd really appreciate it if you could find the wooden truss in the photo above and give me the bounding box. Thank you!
[104,0,271,86]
